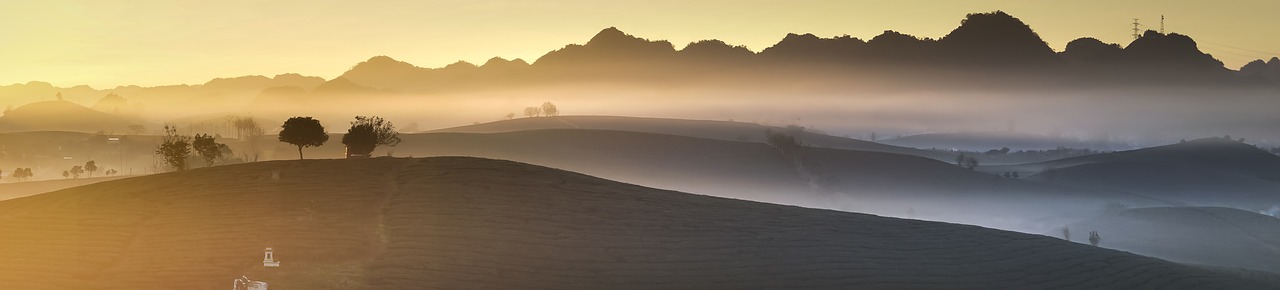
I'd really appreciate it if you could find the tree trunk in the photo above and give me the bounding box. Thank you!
[297,145,304,160]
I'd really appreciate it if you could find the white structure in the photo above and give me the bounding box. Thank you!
[263,248,280,267]
[233,276,269,290]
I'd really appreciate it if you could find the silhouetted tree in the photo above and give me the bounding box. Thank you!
[62,170,69,179]
[955,153,967,167]
[15,168,32,181]
[1088,231,1101,246]
[342,116,401,157]
[963,156,979,170]
[524,106,541,117]
[541,102,560,117]
[155,125,192,171]
[85,160,98,177]
[192,133,229,166]
[766,129,803,154]
[1062,226,1071,241]
[70,165,84,179]
[278,117,329,160]
[505,112,515,120]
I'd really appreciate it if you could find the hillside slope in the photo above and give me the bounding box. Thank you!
[432,116,954,161]
[1008,138,1280,209]
[0,157,1272,289]
[0,101,142,133]
[1066,206,1280,273]
[275,129,1158,232]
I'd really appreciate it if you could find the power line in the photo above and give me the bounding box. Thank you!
[1197,40,1280,57]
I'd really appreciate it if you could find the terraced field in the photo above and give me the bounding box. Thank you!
[0,157,1274,289]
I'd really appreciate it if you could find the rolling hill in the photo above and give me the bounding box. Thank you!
[0,101,143,133]
[1003,138,1280,210]
[0,157,1272,289]
[278,129,1157,232]
[432,116,955,161]
[880,131,1119,151]
[1065,206,1280,274]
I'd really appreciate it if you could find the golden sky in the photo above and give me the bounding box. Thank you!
[2,0,1277,88]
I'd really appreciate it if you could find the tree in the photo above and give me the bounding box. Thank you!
[955,153,967,166]
[193,133,229,166]
[505,112,515,120]
[541,102,559,117]
[1088,231,1101,246]
[85,160,98,177]
[523,106,541,117]
[963,156,979,170]
[233,117,265,162]
[342,116,401,157]
[278,117,329,160]
[13,168,32,181]
[70,165,84,178]
[1062,226,1071,241]
[155,125,192,171]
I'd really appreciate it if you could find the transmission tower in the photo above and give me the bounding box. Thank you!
[1160,15,1165,34]
[1131,18,1142,40]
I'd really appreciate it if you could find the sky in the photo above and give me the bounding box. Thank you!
[2,0,1278,88]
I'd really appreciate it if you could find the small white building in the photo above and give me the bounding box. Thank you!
[263,248,280,267]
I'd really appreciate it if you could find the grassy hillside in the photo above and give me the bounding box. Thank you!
[270,129,1158,232]
[1066,206,1280,273]
[0,176,130,201]
[1005,138,1280,210]
[432,115,955,161]
[0,157,1272,289]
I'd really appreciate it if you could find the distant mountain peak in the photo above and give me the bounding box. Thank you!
[938,11,1054,64]
[1123,30,1224,70]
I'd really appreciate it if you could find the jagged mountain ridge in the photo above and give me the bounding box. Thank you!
[334,11,1267,93]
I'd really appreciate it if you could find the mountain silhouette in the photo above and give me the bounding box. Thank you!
[759,33,865,64]
[534,27,679,68]
[937,11,1057,66]
[1121,30,1225,70]
[1240,57,1280,83]
[4,10,1275,116]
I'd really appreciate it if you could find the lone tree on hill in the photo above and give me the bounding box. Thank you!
[1088,231,1101,246]
[69,165,84,179]
[541,102,559,117]
[524,106,541,117]
[342,116,401,157]
[85,161,98,177]
[193,133,230,166]
[278,117,329,160]
[155,125,192,171]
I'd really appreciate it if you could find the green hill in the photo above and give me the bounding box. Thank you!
[0,157,1271,289]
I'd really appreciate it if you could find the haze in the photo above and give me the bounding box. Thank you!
[4,0,1280,87]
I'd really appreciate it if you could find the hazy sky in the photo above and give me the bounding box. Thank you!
[2,0,1278,88]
